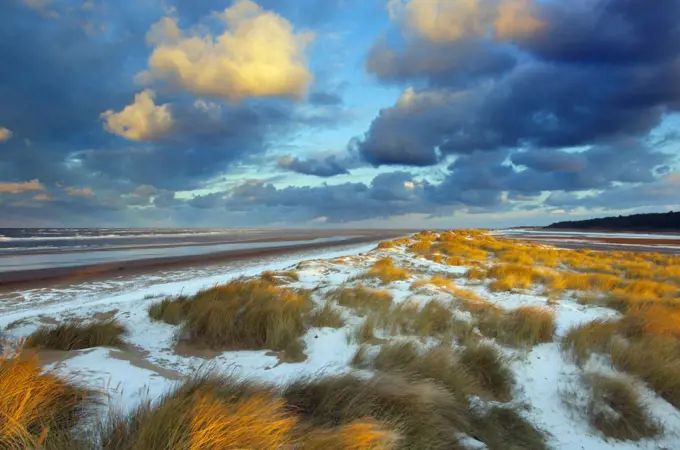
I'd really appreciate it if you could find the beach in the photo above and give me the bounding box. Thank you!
[2,229,680,449]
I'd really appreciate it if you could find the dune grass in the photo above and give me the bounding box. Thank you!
[261,270,300,285]
[26,319,126,351]
[0,350,96,449]
[583,373,661,441]
[370,343,481,399]
[458,343,514,402]
[363,257,410,284]
[410,275,454,291]
[351,315,384,345]
[561,320,619,365]
[610,336,680,409]
[308,301,345,329]
[562,316,680,408]
[148,295,191,325]
[98,373,398,450]
[283,373,469,449]
[407,240,432,255]
[476,306,556,348]
[148,279,313,355]
[348,341,542,449]
[331,286,393,315]
[411,300,455,338]
[470,406,548,450]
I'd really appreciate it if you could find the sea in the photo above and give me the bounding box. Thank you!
[0,228,284,255]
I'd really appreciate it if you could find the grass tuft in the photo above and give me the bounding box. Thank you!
[331,286,393,315]
[365,258,410,284]
[411,300,454,338]
[584,373,661,441]
[284,373,468,449]
[26,320,126,351]
[301,420,399,449]
[458,343,514,402]
[372,342,481,399]
[477,306,556,347]
[261,270,300,285]
[610,336,680,409]
[0,349,96,448]
[561,320,618,365]
[148,296,191,325]
[410,275,454,291]
[147,279,313,353]
[308,301,345,329]
[471,406,547,450]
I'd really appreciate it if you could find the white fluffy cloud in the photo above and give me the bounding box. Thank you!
[0,127,12,142]
[138,0,314,102]
[389,0,544,43]
[101,89,173,141]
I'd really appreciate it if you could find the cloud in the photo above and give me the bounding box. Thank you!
[356,1,680,167]
[101,90,173,141]
[493,0,545,40]
[204,170,441,222]
[132,184,158,197]
[388,0,544,43]
[0,179,44,194]
[33,193,51,201]
[64,186,95,197]
[366,38,516,88]
[277,154,351,177]
[139,0,314,102]
[0,127,12,142]
[518,0,680,64]
[545,171,680,212]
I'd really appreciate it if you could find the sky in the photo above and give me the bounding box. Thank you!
[1,0,679,229]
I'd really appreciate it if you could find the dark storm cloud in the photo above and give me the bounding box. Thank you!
[522,0,680,65]
[355,1,680,167]
[420,140,671,212]
[366,39,517,88]
[188,171,448,223]
[276,154,353,177]
[0,1,153,181]
[544,172,680,211]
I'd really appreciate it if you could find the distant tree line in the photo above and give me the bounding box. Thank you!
[546,211,680,231]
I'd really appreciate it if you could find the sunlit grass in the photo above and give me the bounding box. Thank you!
[0,349,96,448]
[363,257,410,284]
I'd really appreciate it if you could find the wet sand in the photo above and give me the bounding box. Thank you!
[0,231,408,289]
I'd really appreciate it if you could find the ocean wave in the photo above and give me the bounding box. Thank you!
[0,229,259,242]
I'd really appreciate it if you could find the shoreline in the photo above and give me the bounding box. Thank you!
[0,229,415,257]
[0,232,405,289]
